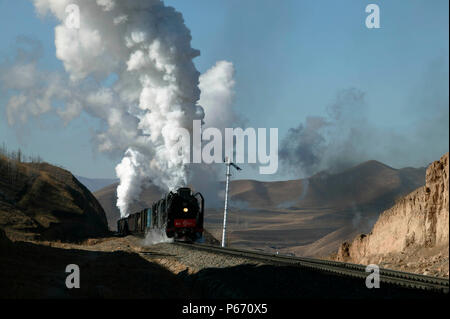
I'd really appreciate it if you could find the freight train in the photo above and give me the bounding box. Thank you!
[117,187,204,242]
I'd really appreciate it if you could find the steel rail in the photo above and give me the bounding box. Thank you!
[173,241,449,293]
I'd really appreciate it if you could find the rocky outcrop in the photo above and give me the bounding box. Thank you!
[336,153,449,272]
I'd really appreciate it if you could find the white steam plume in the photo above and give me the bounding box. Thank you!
[31,0,205,217]
[0,1,240,218]
[199,60,236,131]
[188,60,242,209]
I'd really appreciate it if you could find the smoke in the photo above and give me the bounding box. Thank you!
[298,178,309,201]
[276,200,297,209]
[351,210,361,228]
[0,1,239,218]
[115,149,150,215]
[0,36,78,126]
[199,60,237,131]
[276,178,309,209]
[186,60,241,209]
[280,64,449,178]
[350,203,379,233]
[279,116,330,177]
[142,229,173,245]
[280,88,370,177]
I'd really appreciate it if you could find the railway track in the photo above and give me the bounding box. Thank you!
[173,241,449,293]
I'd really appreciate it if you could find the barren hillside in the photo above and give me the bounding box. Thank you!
[335,153,449,277]
[0,155,109,241]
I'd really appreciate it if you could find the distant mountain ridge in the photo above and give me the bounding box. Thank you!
[75,176,119,192]
[227,160,425,210]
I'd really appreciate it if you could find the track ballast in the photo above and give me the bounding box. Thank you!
[173,241,449,293]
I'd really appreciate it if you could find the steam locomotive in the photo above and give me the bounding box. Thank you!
[117,187,204,242]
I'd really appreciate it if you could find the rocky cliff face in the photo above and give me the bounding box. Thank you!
[336,153,449,277]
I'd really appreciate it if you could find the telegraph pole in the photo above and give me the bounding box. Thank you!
[222,157,241,247]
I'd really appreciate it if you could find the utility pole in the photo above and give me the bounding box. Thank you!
[222,156,241,247]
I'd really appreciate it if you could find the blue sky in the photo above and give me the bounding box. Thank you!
[0,0,448,180]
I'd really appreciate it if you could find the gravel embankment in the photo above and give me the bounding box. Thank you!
[142,242,261,272]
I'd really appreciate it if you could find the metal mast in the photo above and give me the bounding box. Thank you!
[222,156,241,247]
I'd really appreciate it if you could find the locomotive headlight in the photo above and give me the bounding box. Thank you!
[183,207,189,213]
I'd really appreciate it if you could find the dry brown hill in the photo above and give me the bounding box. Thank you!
[230,160,425,209]
[335,153,449,277]
[0,155,109,241]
